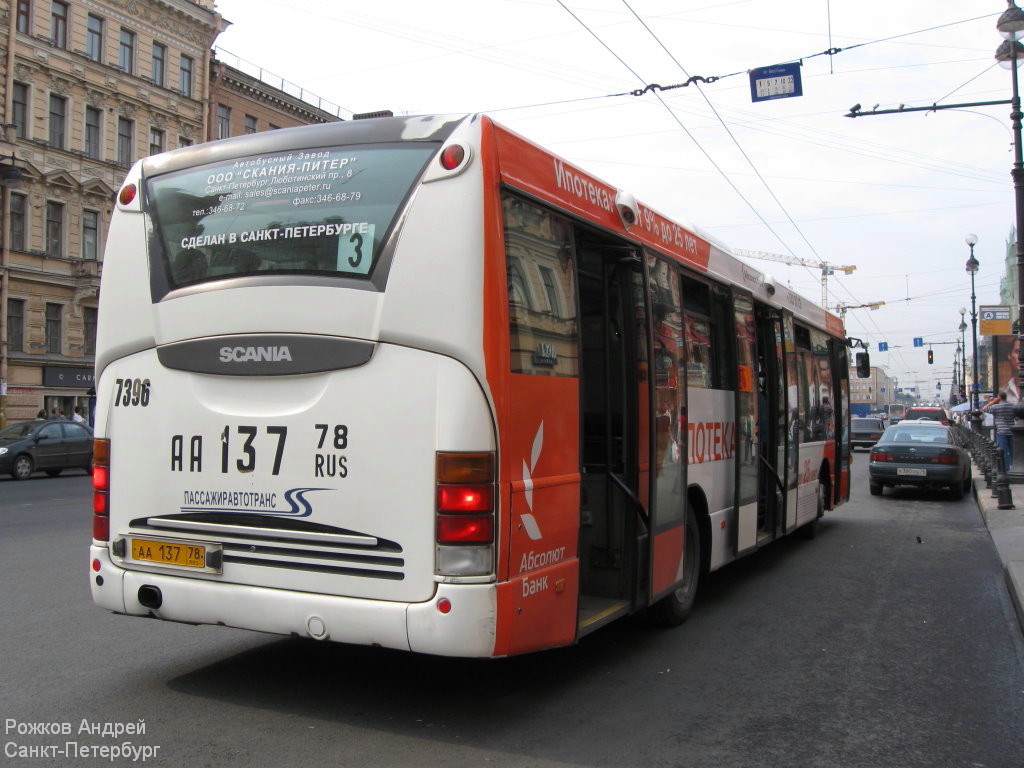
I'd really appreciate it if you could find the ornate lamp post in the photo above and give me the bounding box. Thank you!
[959,307,968,403]
[966,235,983,432]
[996,0,1024,478]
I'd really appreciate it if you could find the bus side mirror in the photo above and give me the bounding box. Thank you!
[856,352,870,378]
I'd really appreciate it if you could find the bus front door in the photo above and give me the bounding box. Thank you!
[576,237,647,635]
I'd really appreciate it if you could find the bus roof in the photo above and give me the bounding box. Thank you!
[136,112,845,339]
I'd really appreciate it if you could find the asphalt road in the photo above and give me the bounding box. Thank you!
[2,461,1023,768]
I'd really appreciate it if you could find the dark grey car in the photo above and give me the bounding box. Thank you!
[851,417,886,450]
[0,420,93,480]
[868,423,971,498]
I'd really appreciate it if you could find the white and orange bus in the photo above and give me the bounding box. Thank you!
[89,113,854,657]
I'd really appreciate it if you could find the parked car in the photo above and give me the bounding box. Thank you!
[0,419,93,480]
[901,406,951,425]
[868,422,971,498]
[850,417,887,450]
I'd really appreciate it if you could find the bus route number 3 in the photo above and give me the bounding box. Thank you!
[114,378,151,407]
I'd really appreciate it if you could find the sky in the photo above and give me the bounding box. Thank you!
[212,0,1018,397]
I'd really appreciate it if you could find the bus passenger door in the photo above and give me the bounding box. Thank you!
[753,306,787,545]
[576,237,646,635]
[646,255,689,604]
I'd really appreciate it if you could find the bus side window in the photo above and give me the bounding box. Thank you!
[502,193,579,377]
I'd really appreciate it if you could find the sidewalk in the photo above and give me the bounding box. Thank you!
[972,465,1024,634]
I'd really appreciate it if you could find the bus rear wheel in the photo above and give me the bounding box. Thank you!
[650,507,702,627]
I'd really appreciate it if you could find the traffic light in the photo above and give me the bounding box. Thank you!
[927,349,934,364]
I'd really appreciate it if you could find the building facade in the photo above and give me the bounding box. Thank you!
[849,365,896,417]
[0,1,340,427]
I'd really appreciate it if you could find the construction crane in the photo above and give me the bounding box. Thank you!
[732,249,856,309]
[834,301,885,318]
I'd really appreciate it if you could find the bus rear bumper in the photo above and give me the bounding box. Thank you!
[89,545,498,657]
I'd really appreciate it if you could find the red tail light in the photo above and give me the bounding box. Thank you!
[437,514,494,543]
[437,484,493,512]
[931,451,959,464]
[92,438,110,542]
[440,144,466,170]
[118,183,137,206]
[870,450,891,462]
[436,452,495,546]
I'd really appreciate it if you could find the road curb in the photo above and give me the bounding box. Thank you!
[1006,562,1024,636]
[971,468,1024,635]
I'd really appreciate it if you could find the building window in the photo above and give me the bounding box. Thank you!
[48,94,66,149]
[85,106,102,159]
[45,201,64,257]
[179,54,193,97]
[16,0,30,34]
[268,123,281,131]
[178,136,193,148]
[151,42,166,87]
[84,307,98,355]
[149,127,164,156]
[12,83,28,139]
[8,298,25,353]
[10,193,25,252]
[45,302,62,354]
[244,115,257,134]
[50,1,68,49]
[538,266,562,317]
[117,117,133,166]
[82,210,98,260]
[86,14,103,61]
[119,28,135,74]
[216,105,231,140]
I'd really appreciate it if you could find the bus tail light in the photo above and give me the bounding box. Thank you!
[440,144,466,170]
[436,452,495,577]
[92,439,110,542]
[118,183,137,206]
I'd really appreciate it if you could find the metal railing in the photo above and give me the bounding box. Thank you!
[213,47,350,120]
[952,423,1015,509]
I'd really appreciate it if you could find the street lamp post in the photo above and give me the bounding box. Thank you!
[966,235,982,432]
[996,0,1024,478]
[960,307,968,403]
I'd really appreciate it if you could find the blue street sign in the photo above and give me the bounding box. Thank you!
[749,62,803,102]
[878,342,888,351]
[913,337,924,347]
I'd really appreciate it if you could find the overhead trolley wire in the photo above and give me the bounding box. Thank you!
[555,0,802,261]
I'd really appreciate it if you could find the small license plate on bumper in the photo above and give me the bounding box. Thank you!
[897,467,927,477]
[125,536,223,573]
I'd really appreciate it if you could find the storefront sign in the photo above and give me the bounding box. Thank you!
[43,366,95,388]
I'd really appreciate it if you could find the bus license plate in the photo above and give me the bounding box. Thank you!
[897,467,927,477]
[130,537,217,571]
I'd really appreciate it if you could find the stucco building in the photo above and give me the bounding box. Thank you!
[0,0,340,426]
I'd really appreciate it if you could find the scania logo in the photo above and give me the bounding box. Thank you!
[218,345,294,363]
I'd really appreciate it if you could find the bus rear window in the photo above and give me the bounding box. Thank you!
[146,144,435,290]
